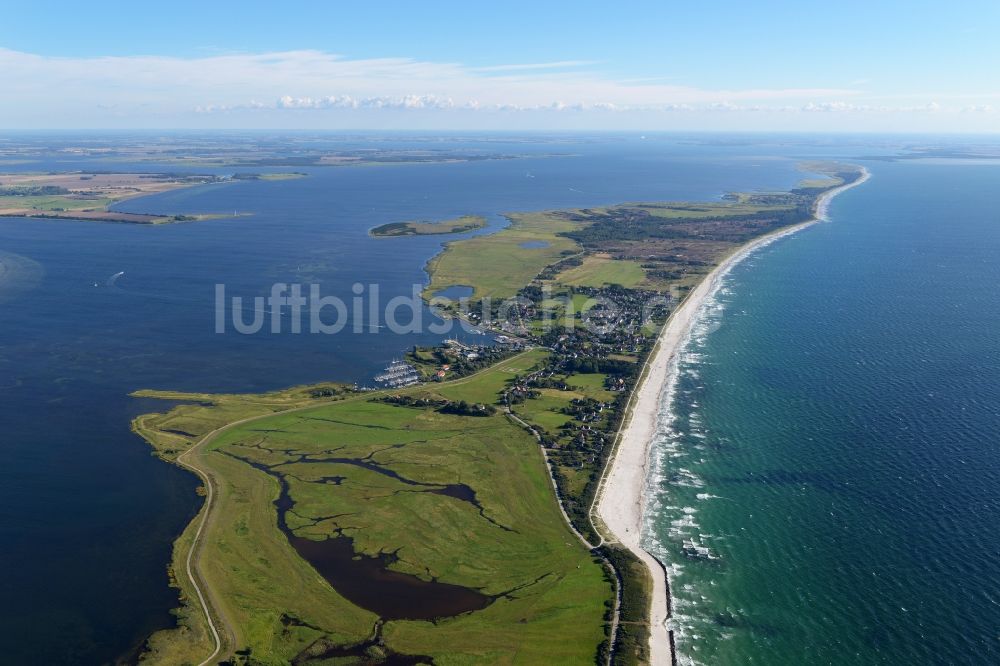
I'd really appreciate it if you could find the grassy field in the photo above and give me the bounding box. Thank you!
[0,193,115,211]
[424,211,582,300]
[133,351,612,665]
[0,171,238,223]
[371,214,487,237]
[256,173,308,181]
[564,373,615,401]
[515,388,578,432]
[430,349,549,403]
[555,255,647,289]
[612,200,789,219]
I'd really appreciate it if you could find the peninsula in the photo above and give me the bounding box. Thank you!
[0,171,294,223]
[131,163,867,666]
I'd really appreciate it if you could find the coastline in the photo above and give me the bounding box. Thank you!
[594,167,871,665]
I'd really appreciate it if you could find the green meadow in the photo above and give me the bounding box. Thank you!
[424,211,581,300]
[555,255,647,289]
[133,351,612,665]
[0,193,113,211]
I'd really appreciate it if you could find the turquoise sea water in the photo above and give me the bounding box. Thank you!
[647,160,1000,664]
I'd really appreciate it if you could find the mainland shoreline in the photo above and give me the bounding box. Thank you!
[595,166,871,665]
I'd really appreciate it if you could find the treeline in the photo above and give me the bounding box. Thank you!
[0,185,69,196]
[438,400,497,417]
[563,205,813,246]
[375,394,496,417]
[564,356,636,377]
[375,394,447,408]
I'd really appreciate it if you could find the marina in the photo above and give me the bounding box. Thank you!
[374,359,421,388]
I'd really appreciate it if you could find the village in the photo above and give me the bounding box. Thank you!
[375,278,672,542]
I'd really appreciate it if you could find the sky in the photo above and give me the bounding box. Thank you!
[1,0,999,132]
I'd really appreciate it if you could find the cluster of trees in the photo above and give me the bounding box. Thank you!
[562,204,814,246]
[564,356,635,376]
[376,394,447,408]
[418,345,517,378]
[507,387,541,405]
[370,221,417,236]
[0,185,68,196]
[374,394,496,417]
[307,385,351,398]
[560,397,604,419]
[437,400,496,417]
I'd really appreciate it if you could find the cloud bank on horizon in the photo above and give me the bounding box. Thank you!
[1,47,997,131]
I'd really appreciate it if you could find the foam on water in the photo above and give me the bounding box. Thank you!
[643,161,1000,665]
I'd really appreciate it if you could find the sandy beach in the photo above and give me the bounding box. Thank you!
[595,167,870,665]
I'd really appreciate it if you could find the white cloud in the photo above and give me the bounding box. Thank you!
[799,101,950,114]
[272,94,457,110]
[471,60,595,73]
[0,47,994,130]
[0,47,855,120]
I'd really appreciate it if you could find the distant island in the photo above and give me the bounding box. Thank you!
[0,171,301,224]
[370,214,487,237]
[0,136,530,169]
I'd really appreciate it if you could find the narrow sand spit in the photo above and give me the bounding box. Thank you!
[595,168,870,665]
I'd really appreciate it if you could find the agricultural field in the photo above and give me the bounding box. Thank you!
[0,171,234,223]
[555,255,647,289]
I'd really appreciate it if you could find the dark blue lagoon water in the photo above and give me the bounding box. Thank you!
[0,134,819,664]
[648,160,1000,664]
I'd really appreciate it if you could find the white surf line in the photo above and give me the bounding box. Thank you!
[592,167,871,665]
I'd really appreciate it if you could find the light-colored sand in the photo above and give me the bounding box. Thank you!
[595,168,870,665]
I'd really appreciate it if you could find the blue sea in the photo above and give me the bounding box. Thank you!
[647,158,1000,664]
[1,133,998,664]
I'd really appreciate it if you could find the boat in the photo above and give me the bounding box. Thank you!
[374,360,421,388]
